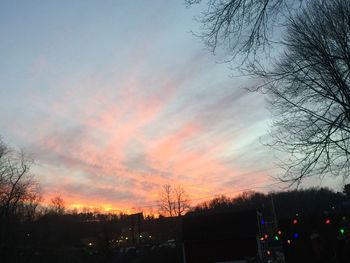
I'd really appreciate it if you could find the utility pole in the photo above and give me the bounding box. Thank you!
[257,211,267,262]
[270,194,285,263]
[271,194,278,233]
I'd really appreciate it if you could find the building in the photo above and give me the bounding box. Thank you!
[182,210,259,263]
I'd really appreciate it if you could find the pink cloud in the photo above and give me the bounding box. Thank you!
[24,52,274,212]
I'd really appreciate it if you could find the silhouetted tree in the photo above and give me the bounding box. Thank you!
[49,195,65,215]
[191,188,341,218]
[188,0,350,185]
[16,190,42,222]
[186,0,303,65]
[0,138,41,256]
[255,0,350,184]
[158,184,190,217]
[194,195,232,212]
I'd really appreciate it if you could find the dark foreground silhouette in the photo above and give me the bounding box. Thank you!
[1,187,350,262]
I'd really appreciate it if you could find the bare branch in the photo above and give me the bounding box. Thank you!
[259,0,350,184]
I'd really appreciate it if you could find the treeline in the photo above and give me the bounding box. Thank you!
[2,136,350,262]
[190,187,350,220]
[0,138,126,262]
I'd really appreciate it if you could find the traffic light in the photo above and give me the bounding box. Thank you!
[292,218,298,224]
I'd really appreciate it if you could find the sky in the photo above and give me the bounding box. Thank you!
[0,0,343,213]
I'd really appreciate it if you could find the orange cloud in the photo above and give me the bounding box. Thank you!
[25,52,274,214]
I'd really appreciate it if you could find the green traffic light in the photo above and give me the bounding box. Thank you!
[274,235,279,241]
[340,228,345,235]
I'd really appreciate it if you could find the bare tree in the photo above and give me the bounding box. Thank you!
[158,184,190,217]
[0,138,41,249]
[256,0,350,184]
[173,185,191,216]
[0,146,39,219]
[159,185,175,217]
[186,0,303,65]
[50,195,65,215]
[189,0,350,185]
[16,190,42,222]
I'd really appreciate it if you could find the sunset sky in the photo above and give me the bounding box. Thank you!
[0,0,343,213]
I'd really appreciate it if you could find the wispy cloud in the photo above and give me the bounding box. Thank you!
[24,55,274,211]
[0,0,277,212]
